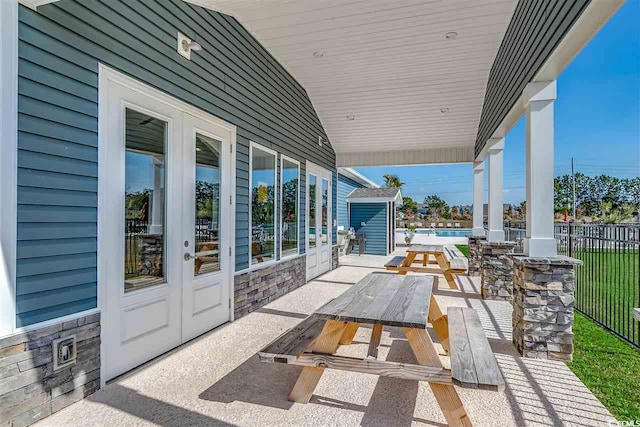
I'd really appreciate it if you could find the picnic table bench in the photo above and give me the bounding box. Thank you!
[385,245,467,289]
[259,273,504,426]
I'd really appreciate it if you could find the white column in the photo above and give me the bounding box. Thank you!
[487,137,505,242]
[524,81,557,257]
[472,160,485,236]
[148,156,164,235]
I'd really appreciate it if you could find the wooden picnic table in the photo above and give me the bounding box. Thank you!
[259,272,504,426]
[385,245,468,289]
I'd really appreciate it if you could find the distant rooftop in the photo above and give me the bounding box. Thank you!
[347,187,402,203]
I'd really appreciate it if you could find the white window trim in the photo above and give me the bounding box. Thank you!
[248,141,277,269]
[279,155,300,261]
[0,0,18,338]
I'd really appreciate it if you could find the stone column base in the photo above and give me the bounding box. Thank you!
[467,235,486,276]
[512,256,582,361]
[480,241,516,300]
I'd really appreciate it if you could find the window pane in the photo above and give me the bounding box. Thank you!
[321,178,328,244]
[124,109,166,292]
[194,134,221,276]
[281,159,299,257]
[308,174,316,249]
[251,146,276,264]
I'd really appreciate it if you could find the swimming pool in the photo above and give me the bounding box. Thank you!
[414,228,472,237]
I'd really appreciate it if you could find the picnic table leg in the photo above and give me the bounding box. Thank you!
[367,323,384,359]
[339,322,360,345]
[436,253,458,289]
[427,295,450,353]
[403,327,472,427]
[289,320,347,403]
[399,253,417,276]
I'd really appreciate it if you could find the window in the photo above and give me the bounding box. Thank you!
[308,174,317,249]
[124,109,167,292]
[194,134,221,275]
[281,157,299,258]
[250,143,276,265]
[321,178,329,244]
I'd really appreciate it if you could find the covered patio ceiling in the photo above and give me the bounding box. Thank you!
[186,0,516,166]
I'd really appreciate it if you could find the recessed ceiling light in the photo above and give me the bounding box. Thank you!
[346,115,356,121]
[313,50,327,58]
[440,108,450,113]
[444,32,458,40]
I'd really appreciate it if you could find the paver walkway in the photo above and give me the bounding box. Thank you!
[36,249,615,427]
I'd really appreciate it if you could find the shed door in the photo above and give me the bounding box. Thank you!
[349,203,388,256]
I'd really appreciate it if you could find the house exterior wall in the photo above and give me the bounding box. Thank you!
[475,0,589,157]
[349,203,388,256]
[337,174,364,230]
[15,0,335,328]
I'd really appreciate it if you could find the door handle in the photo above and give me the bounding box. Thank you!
[184,252,197,261]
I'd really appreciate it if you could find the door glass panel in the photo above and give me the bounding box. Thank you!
[124,109,167,292]
[308,174,317,249]
[251,146,276,264]
[194,134,221,276]
[321,178,329,244]
[281,159,299,257]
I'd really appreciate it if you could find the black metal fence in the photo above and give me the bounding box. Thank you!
[504,222,640,348]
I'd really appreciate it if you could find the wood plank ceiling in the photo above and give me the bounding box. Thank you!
[188,0,516,166]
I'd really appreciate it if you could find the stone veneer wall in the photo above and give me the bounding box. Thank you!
[512,256,581,361]
[234,255,306,319]
[0,313,100,427]
[332,246,339,270]
[480,241,517,301]
[138,234,163,277]
[467,235,486,276]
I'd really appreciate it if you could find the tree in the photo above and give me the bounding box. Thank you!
[383,174,404,189]
[516,201,526,220]
[553,173,639,221]
[424,195,449,220]
[401,196,417,216]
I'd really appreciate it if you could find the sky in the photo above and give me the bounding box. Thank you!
[354,0,640,206]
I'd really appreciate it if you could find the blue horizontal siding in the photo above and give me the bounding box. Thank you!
[350,203,388,256]
[16,0,335,325]
[337,174,364,230]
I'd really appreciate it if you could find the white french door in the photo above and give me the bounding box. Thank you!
[306,162,332,280]
[181,114,232,342]
[99,68,234,382]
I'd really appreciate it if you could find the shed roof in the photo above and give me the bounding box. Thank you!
[347,187,402,204]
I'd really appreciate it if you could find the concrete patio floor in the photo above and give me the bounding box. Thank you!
[36,249,615,427]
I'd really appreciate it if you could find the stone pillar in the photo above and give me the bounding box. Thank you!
[480,241,516,300]
[138,234,163,276]
[512,256,582,360]
[472,161,485,236]
[487,137,505,242]
[523,81,557,257]
[467,235,486,276]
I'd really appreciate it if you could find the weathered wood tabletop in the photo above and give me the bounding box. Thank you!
[313,273,434,329]
[406,244,445,254]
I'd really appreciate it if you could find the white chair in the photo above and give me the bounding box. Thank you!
[438,223,444,228]
[446,223,452,228]
[454,223,460,228]
[430,223,436,228]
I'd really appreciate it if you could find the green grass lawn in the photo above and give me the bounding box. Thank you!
[455,244,469,257]
[456,244,640,420]
[568,313,640,421]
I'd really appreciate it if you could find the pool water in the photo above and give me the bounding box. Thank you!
[415,229,472,237]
